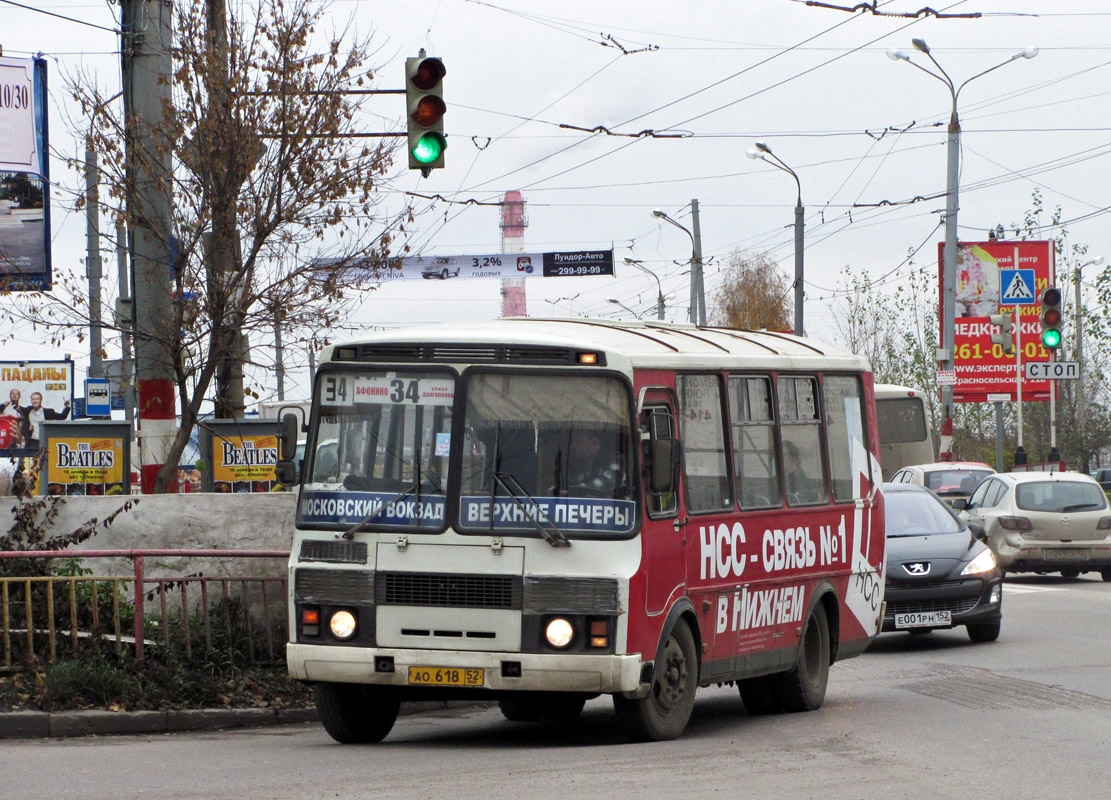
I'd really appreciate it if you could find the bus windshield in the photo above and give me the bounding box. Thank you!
[457,372,636,536]
[299,369,454,531]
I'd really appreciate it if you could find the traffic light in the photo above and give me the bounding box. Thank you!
[405,54,446,175]
[1039,287,1063,349]
[988,313,1014,355]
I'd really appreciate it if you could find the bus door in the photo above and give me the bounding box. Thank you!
[639,390,685,618]
[675,373,739,680]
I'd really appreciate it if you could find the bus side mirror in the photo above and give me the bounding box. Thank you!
[650,438,678,495]
[276,412,300,486]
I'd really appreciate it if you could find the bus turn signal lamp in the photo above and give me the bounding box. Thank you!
[1039,287,1062,349]
[405,53,447,175]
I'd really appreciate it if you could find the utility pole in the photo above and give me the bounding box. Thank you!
[115,219,137,425]
[206,0,248,419]
[122,0,177,492]
[84,141,104,383]
[690,198,706,326]
[274,308,285,402]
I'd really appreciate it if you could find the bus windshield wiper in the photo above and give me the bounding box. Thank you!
[486,422,570,548]
[341,482,419,540]
[493,471,571,548]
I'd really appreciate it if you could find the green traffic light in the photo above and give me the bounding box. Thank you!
[412,132,445,164]
[1041,329,1062,348]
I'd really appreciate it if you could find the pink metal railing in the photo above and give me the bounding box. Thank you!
[0,549,288,669]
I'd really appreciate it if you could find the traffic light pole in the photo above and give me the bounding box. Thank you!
[1013,282,1027,466]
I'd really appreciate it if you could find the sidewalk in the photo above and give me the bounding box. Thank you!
[0,700,477,740]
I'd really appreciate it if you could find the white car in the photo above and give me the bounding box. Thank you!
[420,258,460,280]
[888,461,994,507]
[956,471,1111,579]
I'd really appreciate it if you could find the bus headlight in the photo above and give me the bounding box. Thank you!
[329,610,358,640]
[545,618,574,648]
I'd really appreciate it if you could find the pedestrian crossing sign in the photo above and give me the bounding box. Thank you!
[999,268,1037,306]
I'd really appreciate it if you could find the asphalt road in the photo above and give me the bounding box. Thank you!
[3,573,1109,800]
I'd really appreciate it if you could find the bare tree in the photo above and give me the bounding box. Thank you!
[2,0,404,492]
[710,251,792,331]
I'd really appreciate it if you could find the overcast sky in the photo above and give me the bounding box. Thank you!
[4,0,1111,403]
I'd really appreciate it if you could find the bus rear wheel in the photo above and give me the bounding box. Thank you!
[738,675,781,715]
[613,620,697,742]
[314,683,400,744]
[773,603,830,713]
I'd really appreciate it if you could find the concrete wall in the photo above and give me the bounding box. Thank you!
[1,493,296,578]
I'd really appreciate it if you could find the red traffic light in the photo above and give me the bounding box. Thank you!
[411,58,446,91]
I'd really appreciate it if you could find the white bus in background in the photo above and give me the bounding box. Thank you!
[874,384,935,477]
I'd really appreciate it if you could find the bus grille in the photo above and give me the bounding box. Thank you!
[377,572,522,609]
[295,569,375,604]
[523,577,620,613]
[299,540,368,564]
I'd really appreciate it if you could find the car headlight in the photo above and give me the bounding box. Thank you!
[545,618,574,648]
[961,549,998,576]
[329,609,358,640]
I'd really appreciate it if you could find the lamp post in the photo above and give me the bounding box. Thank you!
[652,202,705,325]
[1075,255,1103,470]
[888,38,1038,461]
[607,297,642,319]
[747,141,803,336]
[624,258,666,320]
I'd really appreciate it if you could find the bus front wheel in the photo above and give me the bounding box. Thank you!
[314,683,400,744]
[613,620,697,742]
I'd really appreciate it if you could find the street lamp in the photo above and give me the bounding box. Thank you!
[607,297,642,319]
[888,38,1037,461]
[1075,255,1104,469]
[651,203,706,325]
[624,257,666,320]
[747,141,804,336]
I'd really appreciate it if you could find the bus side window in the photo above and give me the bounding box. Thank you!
[823,374,868,501]
[643,405,678,517]
[728,376,780,509]
[778,376,829,506]
[677,374,732,513]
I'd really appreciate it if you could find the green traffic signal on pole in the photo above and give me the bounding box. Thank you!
[1039,287,1062,349]
[405,54,446,175]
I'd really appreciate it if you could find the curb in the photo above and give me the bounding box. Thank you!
[0,700,489,740]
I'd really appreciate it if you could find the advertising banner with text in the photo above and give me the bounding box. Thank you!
[0,56,52,290]
[312,250,614,282]
[0,359,74,455]
[939,240,1055,403]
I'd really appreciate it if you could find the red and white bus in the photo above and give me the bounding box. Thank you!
[279,319,886,743]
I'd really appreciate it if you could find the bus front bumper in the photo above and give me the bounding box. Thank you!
[288,643,645,694]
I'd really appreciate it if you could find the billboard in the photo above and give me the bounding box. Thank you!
[41,432,129,496]
[201,421,281,493]
[313,250,614,282]
[0,56,51,290]
[0,360,74,456]
[940,240,1055,403]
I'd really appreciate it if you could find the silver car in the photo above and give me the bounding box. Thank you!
[956,471,1111,580]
